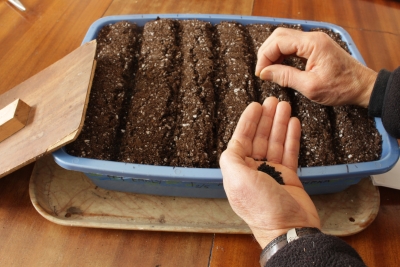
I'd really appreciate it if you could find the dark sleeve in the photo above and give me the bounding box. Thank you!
[368,67,400,138]
[266,232,366,267]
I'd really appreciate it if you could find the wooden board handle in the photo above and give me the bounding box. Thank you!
[0,99,31,143]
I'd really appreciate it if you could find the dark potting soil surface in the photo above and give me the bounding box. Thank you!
[66,18,382,168]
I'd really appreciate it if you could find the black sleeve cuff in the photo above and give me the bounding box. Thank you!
[259,227,320,266]
[382,67,400,138]
[368,67,400,138]
[368,69,391,117]
[266,232,366,267]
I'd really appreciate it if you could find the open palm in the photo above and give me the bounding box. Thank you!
[220,97,320,248]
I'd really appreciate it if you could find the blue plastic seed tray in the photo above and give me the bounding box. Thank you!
[52,14,400,198]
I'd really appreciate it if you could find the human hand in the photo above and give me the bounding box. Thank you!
[255,28,377,108]
[220,97,320,248]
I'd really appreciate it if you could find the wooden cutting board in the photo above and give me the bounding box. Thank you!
[0,40,97,179]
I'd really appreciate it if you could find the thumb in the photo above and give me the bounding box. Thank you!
[220,139,247,170]
[259,65,311,92]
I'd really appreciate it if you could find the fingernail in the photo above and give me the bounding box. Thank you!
[260,70,273,81]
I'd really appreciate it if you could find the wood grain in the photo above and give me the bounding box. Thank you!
[0,165,213,267]
[211,234,261,267]
[104,0,254,16]
[252,0,400,34]
[0,0,113,95]
[341,187,400,267]
[252,0,400,71]
[346,28,400,71]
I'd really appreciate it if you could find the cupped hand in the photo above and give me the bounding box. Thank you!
[220,97,320,248]
[255,28,377,108]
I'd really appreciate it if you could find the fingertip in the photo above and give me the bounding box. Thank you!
[259,69,273,81]
[261,97,279,116]
[262,96,279,106]
[238,102,264,126]
[248,101,263,109]
[255,48,273,78]
[275,99,292,119]
[277,99,292,111]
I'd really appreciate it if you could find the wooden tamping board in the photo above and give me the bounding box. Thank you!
[0,40,97,179]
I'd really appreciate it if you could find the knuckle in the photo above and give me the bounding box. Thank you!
[271,27,289,40]
[313,32,332,47]
[277,68,292,87]
[303,82,319,99]
[303,86,327,104]
[312,31,329,40]
[272,27,285,36]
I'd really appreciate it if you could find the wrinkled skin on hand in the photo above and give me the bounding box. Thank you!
[220,97,320,248]
[255,28,377,108]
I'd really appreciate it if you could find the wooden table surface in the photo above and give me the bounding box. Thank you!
[1,0,400,266]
